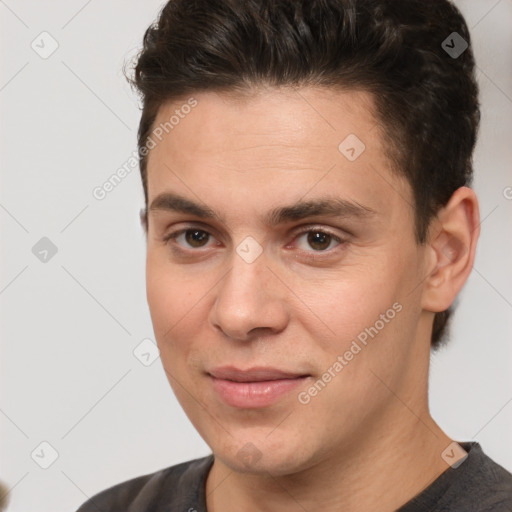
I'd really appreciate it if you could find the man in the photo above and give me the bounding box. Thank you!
[77,0,512,510]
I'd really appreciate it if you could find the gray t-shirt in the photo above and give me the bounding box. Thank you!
[76,442,512,511]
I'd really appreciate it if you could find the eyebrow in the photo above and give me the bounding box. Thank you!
[148,192,376,226]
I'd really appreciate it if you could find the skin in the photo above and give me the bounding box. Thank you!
[143,86,480,511]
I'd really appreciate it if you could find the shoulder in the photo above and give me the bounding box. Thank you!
[75,454,214,512]
[397,442,512,512]
[440,442,512,511]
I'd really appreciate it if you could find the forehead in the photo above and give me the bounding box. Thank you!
[149,86,377,165]
[146,86,412,222]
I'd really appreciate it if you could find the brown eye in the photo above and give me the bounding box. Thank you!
[307,231,332,251]
[162,226,218,252]
[293,229,344,254]
[184,229,210,248]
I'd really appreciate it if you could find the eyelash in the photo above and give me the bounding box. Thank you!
[161,225,347,257]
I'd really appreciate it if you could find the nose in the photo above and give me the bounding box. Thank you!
[209,247,289,342]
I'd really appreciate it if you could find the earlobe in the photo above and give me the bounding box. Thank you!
[421,187,480,313]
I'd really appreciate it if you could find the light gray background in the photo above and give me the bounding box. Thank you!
[1,1,511,511]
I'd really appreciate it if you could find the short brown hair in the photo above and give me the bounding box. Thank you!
[127,0,480,349]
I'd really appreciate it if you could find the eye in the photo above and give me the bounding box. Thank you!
[294,229,343,252]
[164,228,217,249]
[162,226,346,255]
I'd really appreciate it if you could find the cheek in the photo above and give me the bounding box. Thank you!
[146,247,197,312]
[145,254,219,377]
[146,255,199,346]
[146,263,176,338]
[294,250,422,363]
[296,264,398,332]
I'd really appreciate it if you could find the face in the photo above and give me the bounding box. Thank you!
[144,87,432,476]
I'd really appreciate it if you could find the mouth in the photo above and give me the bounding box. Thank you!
[207,366,311,408]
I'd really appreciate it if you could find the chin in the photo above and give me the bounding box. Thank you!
[212,432,317,477]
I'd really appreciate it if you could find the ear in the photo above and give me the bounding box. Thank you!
[140,207,148,236]
[421,186,480,313]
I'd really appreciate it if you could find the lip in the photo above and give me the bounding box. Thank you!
[207,366,310,408]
